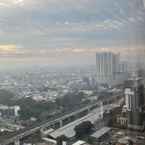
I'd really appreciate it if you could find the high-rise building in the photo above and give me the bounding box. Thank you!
[119,61,128,73]
[96,52,119,84]
[124,76,145,130]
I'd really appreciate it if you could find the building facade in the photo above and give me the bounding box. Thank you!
[0,105,20,119]
[96,52,119,84]
[124,76,145,130]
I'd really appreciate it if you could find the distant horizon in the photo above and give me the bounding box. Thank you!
[0,0,145,66]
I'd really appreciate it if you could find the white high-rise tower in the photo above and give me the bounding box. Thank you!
[96,52,119,84]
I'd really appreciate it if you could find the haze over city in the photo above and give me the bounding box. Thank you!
[0,0,145,67]
[1,1,145,145]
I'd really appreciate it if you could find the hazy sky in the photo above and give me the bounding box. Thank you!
[0,0,145,66]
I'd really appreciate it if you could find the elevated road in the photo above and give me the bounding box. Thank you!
[49,104,116,138]
[0,103,99,145]
[0,94,123,145]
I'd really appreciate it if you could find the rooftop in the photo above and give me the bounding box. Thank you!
[90,127,111,139]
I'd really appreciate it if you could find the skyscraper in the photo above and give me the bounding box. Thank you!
[96,52,119,84]
[124,75,145,130]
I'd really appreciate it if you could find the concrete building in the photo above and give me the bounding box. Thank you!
[124,76,145,131]
[118,62,128,73]
[0,105,20,119]
[72,140,89,145]
[116,116,128,127]
[90,127,111,142]
[96,52,119,84]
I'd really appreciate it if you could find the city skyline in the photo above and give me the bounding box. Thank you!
[1,1,145,145]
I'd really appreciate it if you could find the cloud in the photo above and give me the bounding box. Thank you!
[0,2,9,7]
[0,0,24,7]
[0,44,16,50]
[0,0,145,52]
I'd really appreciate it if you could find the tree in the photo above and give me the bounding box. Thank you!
[74,121,94,139]
[55,92,84,110]
[56,135,68,145]
[0,89,14,105]
[138,69,145,77]
[128,140,133,145]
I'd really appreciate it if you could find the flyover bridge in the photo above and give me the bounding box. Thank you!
[0,93,122,145]
[0,102,99,145]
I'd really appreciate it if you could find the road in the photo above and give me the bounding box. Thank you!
[0,98,122,145]
[49,104,116,138]
[0,103,99,145]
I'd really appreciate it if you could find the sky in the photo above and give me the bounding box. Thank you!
[0,0,145,67]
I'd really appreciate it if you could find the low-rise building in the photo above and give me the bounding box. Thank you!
[90,127,111,142]
[116,116,128,127]
[0,105,20,119]
[72,140,89,145]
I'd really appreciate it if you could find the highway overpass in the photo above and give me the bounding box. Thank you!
[0,94,122,145]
